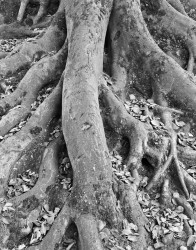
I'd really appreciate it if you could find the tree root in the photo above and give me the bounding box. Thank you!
[173,192,196,219]
[182,166,196,194]
[27,203,71,250]
[9,134,65,205]
[0,78,62,197]
[160,179,172,206]
[144,0,196,72]
[167,0,188,15]
[0,22,38,39]
[75,214,103,250]
[111,0,196,117]
[0,42,67,135]
[0,135,67,248]
[62,0,119,231]
[99,81,168,172]
[178,146,196,165]
[0,10,66,79]
[119,182,148,250]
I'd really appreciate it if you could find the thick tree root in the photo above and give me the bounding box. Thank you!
[144,0,196,72]
[27,203,71,250]
[9,134,65,205]
[62,0,119,231]
[0,10,66,79]
[110,0,196,118]
[182,166,196,194]
[75,214,103,250]
[0,42,67,135]
[0,135,67,249]
[173,192,196,219]
[0,22,38,39]
[0,79,62,197]
[99,81,168,172]
[167,0,187,15]
[119,182,148,250]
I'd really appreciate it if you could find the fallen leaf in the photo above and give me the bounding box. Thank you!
[2,217,9,224]
[98,220,106,231]
[154,242,164,249]
[129,94,136,100]
[175,120,186,127]
[187,235,196,247]
[127,235,138,242]
[18,244,26,250]
[151,119,160,127]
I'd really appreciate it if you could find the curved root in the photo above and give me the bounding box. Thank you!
[0,11,66,78]
[9,134,65,204]
[0,78,62,197]
[27,203,71,250]
[119,182,148,250]
[0,42,67,136]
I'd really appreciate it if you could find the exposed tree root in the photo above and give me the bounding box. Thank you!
[0,136,69,249]
[0,10,66,79]
[99,81,168,172]
[2,0,196,249]
[27,203,71,250]
[75,214,103,250]
[0,22,38,39]
[143,0,196,72]
[0,42,67,135]
[178,146,196,165]
[111,0,196,118]
[0,78,62,197]
[160,179,172,206]
[119,182,148,250]
[9,134,65,205]
[173,192,196,219]
[167,0,187,15]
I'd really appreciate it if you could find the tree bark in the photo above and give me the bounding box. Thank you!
[1,0,196,249]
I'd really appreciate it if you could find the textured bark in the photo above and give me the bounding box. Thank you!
[62,0,118,231]
[1,0,196,249]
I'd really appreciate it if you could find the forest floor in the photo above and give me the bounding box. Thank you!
[1,29,196,250]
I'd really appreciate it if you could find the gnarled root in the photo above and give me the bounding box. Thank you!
[27,203,71,250]
[0,135,67,248]
[9,134,65,205]
[0,78,62,198]
[0,10,66,79]
[167,0,187,15]
[0,42,67,136]
[119,181,148,250]
[143,0,196,72]
[99,81,169,173]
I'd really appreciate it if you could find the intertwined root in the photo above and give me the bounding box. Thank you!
[100,79,196,204]
[0,41,67,136]
[0,10,66,79]
[2,0,196,249]
[143,0,196,72]
[0,78,63,199]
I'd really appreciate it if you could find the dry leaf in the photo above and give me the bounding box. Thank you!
[154,242,164,249]
[151,119,160,127]
[2,217,9,224]
[127,235,138,242]
[187,235,196,247]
